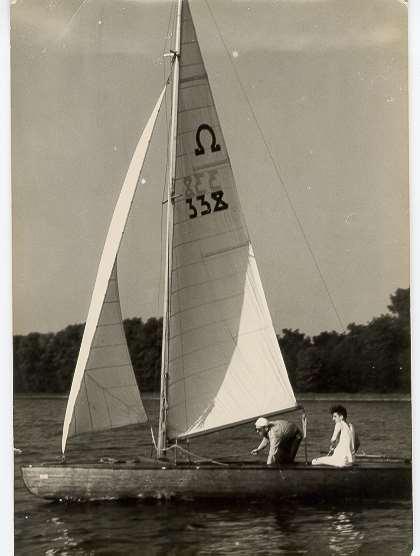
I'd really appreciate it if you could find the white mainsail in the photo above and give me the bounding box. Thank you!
[165,2,297,440]
[62,86,167,453]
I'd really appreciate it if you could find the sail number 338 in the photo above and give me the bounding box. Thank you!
[186,190,228,219]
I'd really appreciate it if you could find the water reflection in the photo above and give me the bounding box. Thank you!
[14,499,412,556]
[45,516,78,555]
[269,505,364,555]
[156,503,367,555]
[325,510,364,555]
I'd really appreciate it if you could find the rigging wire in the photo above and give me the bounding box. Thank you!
[59,0,92,40]
[166,443,229,467]
[203,0,345,332]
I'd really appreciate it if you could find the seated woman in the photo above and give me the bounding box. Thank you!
[312,405,355,467]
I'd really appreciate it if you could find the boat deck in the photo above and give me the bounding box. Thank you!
[24,459,411,471]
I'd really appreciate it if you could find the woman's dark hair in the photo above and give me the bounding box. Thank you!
[330,405,347,420]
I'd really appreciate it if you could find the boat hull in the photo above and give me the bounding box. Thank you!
[22,462,411,502]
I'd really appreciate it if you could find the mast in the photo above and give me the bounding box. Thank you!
[157,0,183,458]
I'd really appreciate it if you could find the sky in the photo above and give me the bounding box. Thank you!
[11,0,409,337]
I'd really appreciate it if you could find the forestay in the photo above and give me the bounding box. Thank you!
[61,86,168,453]
[166,2,297,440]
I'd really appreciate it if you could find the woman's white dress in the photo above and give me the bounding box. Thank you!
[312,421,354,467]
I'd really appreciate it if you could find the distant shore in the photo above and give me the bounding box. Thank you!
[297,393,411,402]
[14,392,411,402]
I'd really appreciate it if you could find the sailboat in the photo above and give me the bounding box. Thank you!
[22,0,410,502]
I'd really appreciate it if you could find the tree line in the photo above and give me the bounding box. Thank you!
[13,288,410,394]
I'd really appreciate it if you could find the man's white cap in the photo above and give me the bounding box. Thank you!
[255,417,269,429]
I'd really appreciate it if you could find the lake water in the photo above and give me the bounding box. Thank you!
[14,397,412,555]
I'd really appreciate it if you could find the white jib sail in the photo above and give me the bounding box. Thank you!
[166,3,297,440]
[62,86,167,453]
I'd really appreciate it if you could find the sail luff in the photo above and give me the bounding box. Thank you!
[157,0,183,458]
[62,85,167,454]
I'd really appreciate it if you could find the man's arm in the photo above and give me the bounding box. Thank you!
[251,437,269,455]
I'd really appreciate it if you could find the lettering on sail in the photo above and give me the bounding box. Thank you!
[183,170,229,219]
[185,191,228,219]
[194,124,221,156]
[183,171,219,197]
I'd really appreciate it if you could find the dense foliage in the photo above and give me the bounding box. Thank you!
[13,288,410,394]
[13,317,163,394]
[279,288,410,393]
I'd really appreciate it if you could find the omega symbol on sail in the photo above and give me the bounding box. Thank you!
[194,124,221,156]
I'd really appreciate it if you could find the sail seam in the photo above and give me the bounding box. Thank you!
[84,383,137,390]
[178,103,213,114]
[171,255,240,273]
[180,74,208,84]
[87,374,143,413]
[172,226,244,249]
[169,315,235,341]
[83,376,94,432]
[203,242,249,258]
[93,322,128,328]
[169,338,235,363]
[171,268,244,294]
[85,363,135,372]
[90,342,128,350]
[170,291,242,317]
[193,160,229,172]
[69,421,146,440]
[117,273,145,418]
[179,61,204,69]
[102,383,113,429]
[179,81,209,90]
[168,325,272,364]
[168,362,227,390]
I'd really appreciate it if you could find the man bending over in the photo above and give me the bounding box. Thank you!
[251,417,302,465]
